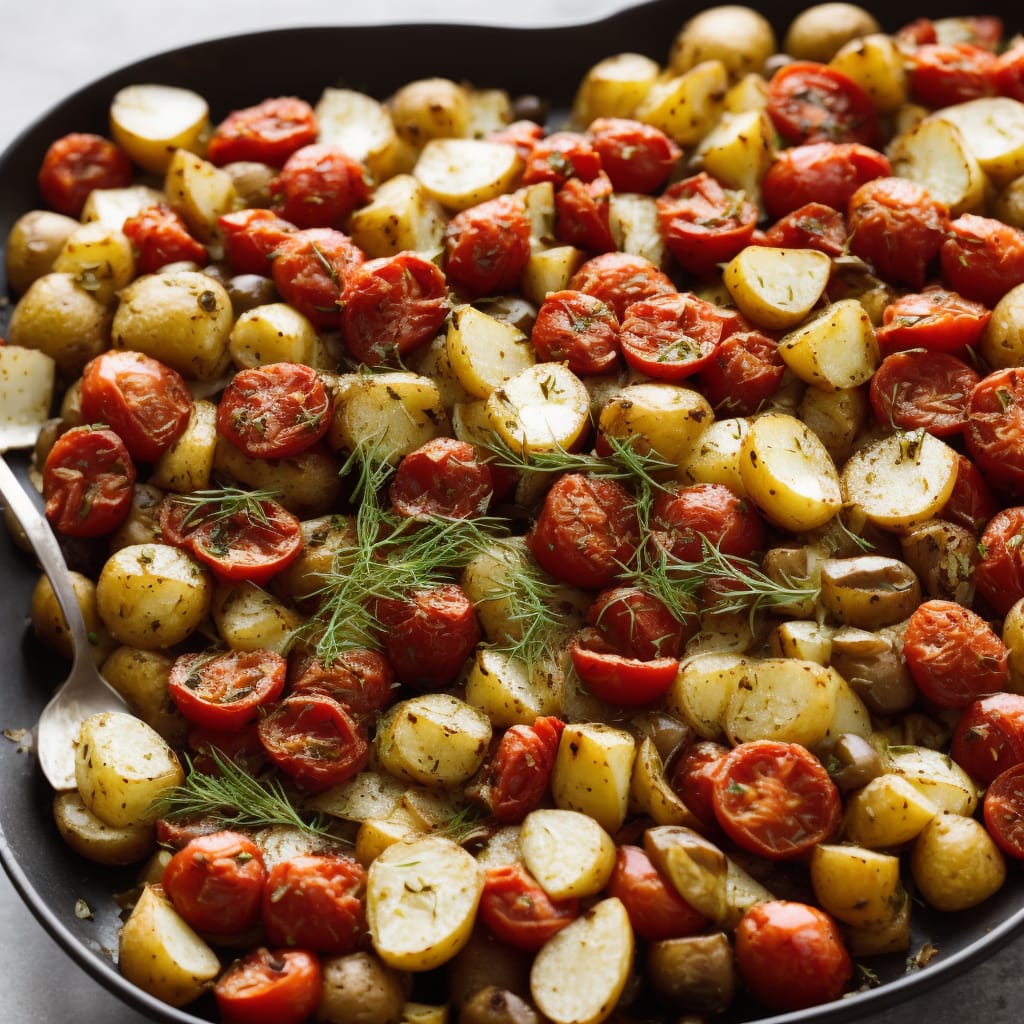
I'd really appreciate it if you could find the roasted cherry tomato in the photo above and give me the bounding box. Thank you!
[488,119,545,160]
[939,452,999,534]
[270,143,371,229]
[910,43,998,107]
[587,585,687,660]
[444,194,532,297]
[270,227,365,326]
[965,368,1024,498]
[214,947,322,1024]
[711,740,841,860]
[207,96,318,167]
[984,763,1024,860]
[587,117,681,193]
[217,361,331,459]
[761,143,890,220]
[529,289,620,376]
[389,437,493,519]
[288,649,397,722]
[162,830,267,936]
[875,286,991,355]
[651,482,765,564]
[122,203,207,273]
[569,628,680,705]
[669,740,730,831]
[37,132,133,217]
[974,506,1024,615]
[155,813,230,852]
[187,721,270,779]
[951,693,1024,785]
[527,472,640,590]
[168,649,287,730]
[42,426,135,538]
[481,716,565,824]
[698,328,785,416]
[735,900,852,1011]
[80,349,193,463]
[657,173,758,279]
[869,350,980,438]
[896,16,938,45]
[569,251,675,321]
[941,213,1024,307]
[760,201,848,256]
[219,208,298,276]
[521,130,602,187]
[767,61,880,147]
[260,854,367,953]
[994,40,1024,101]
[340,251,450,365]
[478,863,579,951]
[257,693,369,792]
[606,845,706,942]
[555,171,616,252]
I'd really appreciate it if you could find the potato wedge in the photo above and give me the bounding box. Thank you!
[446,305,535,398]
[777,298,879,390]
[311,770,408,824]
[347,173,448,258]
[669,652,748,740]
[843,773,937,847]
[81,185,166,229]
[634,61,729,146]
[630,737,704,829]
[520,808,616,899]
[677,416,749,494]
[53,790,155,867]
[522,245,588,306]
[829,33,908,113]
[810,843,903,927]
[643,825,729,924]
[485,362,590,454]
[465,647,560,727]
[724,246,831,331]
[163,148,237,243]
[149,399,218,494]
[315,86,406,182]
[694,109,775,205]
[414,139,522,211]
[608,193,666,267]
[929,97,1024,185]
[570,52,661,127]
[550,723,636,834]
[109,84,209,174]
[210,580,304,654]
[887,744,979,817]
[53,221,135,306]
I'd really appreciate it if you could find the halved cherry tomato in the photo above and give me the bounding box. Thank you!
[217,361,331,459]
[669,740,730,831]
[521,130,602,187]
[219,208,298,276]
[587,118,681,193]
[214,948,322,1024]
[168,649,287,730]
[984,763,1024,859]
[903,599,1009,708]
[761,143,890,220]
[187,721,270,778]
[162,830,267,936]
[122,203,207,273]
[270,143,371,229]
[974,506,1024,615]
[767,61,880,147]
[606,844,706,942]
[42,426,135,538]
[568,251,675,321]
[941,213,1024,307]
[257,693,369,792]
[207,97,318,167]
[711,740,841,860]
[529,289,620,376]
[260,854,367,953]
[80,350,193,463]
[288,649,397,722]
[488,119,545,160]
[555,171,616,252]
[480,716,565,824]
[478,863,579,951]
[868,349,980,437]
[527,472,640,590]
[897,17,937,46]
[569,628,679,705]
[910,43,998,107]
[657,173,758,279]
[875,286,991,355]
[270,227,365,327]
[340,251,450,365]
[760,201,848,256]
[389,437,493,519]
[994,41,1024,101]
[965,368,1024,498]
[155,814,228,851]
[734,900,852,1011]
[651,482,765,564]
[587,585,687,660]
[951,693,1024,785]
[37,132,133,217]
[698,328,785,416]
[444,194,532,298]
[939,452,999,533]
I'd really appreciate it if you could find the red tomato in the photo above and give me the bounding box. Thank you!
[875,286,991,355]
[122,203,207,273]
[657,173,758,279]
[587,118,681,193]
[214,948,322,1024]
[951,693,1024,785]
[270,143,371,228]
[488,119,545,160]
[669,740,730,831]
[941,213,1024,307]
[482,716,565,824]
[698,329,785,416]
[761,143,890,220]
[569,251,675,321]
[984,763,1024,859]
[761,201,848,256]
[651,482,765,565]
[521,130,602,187]
[939,452,999,533]
[270,227,365,326]
[207,97,318,167]
[168,649,287,730]
[569,629,679,705]
[847,177,949,289]
[478,863,579,951]
[340,251,450,365]
[187,721,270,778]
[903,599,1009,708]
[555,171,616,252]
[42,426,135,538]
[389,437,493,519]
[735,900,852,1011]
[288,649,397,722]
[711,740,840,860]
[767,62,880,146]
[155,814,228,851]
[219,208,298,276]
[965,368,1024,498]
[37,132,133,217]
[897,17,937,45]
[217,362,331,459]
[260,854,367,953]
[80,350,193,463]
[994,41,1024,101]
[257,693,369,792]
[375,583,481,690]
[444,195,532,297]
[868,350,980,438]
[587,585,687,660]
[162,830,267,936]
[911,43,998,107]
[974,506,1024,615]
[530,289,620,376]
[607,845,706,942]
[527,473,640,589]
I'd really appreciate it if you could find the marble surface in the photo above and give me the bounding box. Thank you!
[1,1,1023,1021]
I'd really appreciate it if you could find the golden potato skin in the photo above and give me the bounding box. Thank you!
[316,952,408,1024]
[5,209,79,293]
[670,5,776,81]
[911,813,1006,912]
[783,3,881,62]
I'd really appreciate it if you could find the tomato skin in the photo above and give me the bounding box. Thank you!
[389,437,493,520]
[270,143,371,229]
[162,831,267,936]
[735,900,852,1011]
[122,203,207,273]
[569,629,680,705]
[606,845,706,942]
[521,130,602,188]
[587,118,681,193]
[940,453,999,534]
[984,763,1024,859]
[207,97,318,167]
[258,693,370,792]
[80,350,193,463]
[875,286,991,355]
[669,740,729,831]
[187,721,270,779]
[219,208,298,276]
[965,368,1024,498]
[530,289,620,376]
[288,649,397,723]
[910,43,998,108]
[951,693,1024,785]
[260,854,367,953]
[994,41,1024,101]
[168,649,287,731]
[214,947,322,1024]
[482,716,565,824]
[270,227,365,327]
[868,350,980,438]
[488,119,545,160]
[651,482,765,564]
[761,201,848,256]
[974,507,1024,615]
[767,62,880,147]
[698,329,785,416]
[37,132,133,217]
[569,251,675,321]
[527,473,640,590]
[444,195,532,298]
[340,251,450,366]
[42,426,136,538]
[711,741,841,860]
[587,585,687,660]
[941,214,1024,308]
[478,863,579,951]
[555,171,616,253]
